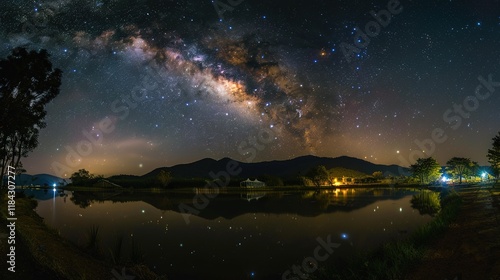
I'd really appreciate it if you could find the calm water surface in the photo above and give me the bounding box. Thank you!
[30,188,433,280]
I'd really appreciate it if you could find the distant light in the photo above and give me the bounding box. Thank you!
[141,209,145,213]
[341,233,348,239]
[441,176,448,182]
[477,22,481,26]
[251,271,255,277]
[53,183,56,187]
[399,207,403,212]
[482,172,486,178]
[53,188,56,192]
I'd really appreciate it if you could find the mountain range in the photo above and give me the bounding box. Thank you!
[7,155,408,188]
[142,155,409,180]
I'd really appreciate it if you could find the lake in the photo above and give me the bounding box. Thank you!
[29,188,434,280]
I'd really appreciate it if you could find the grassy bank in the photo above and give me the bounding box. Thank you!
[0,193,165,280]
[313,189,462,280]
[490,181,500,194]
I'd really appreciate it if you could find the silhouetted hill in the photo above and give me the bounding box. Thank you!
[142,155,408,181]
[329,167,367,178]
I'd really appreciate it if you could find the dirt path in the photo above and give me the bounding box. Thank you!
[407,185,500,280]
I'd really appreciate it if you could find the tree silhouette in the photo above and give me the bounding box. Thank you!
[70,169,95,186]
[372,171,384,179]
[410,157,441,185]
[157,170,172,188]
[487,132,500,180]
[306,165,329,188]
[0,48,62,184]
[446,157,475,184]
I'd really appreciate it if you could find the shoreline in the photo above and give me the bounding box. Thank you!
[406,184,500,279]
[3,183,499,279]
[312,183,500,279]
[313,186,463,279]
[0,193,166,280]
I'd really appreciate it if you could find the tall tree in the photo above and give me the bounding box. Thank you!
[157,170,172,188]
[446,157,475,184]
[70,169,94,186]
[487,132,500,180]
[0,48,62,184]
[306,165,329,188]
[372,171,384,179]
[410,157,441,185]
[469,161,480,179]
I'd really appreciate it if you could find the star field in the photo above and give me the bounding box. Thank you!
[1,0,499,176]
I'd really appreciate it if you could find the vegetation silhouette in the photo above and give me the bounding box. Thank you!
[0,48,61,183]
[487,132,500,181]
[446,157,478,184]
[410,157,441,185]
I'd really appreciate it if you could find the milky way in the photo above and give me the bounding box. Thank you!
[1,0,499,176]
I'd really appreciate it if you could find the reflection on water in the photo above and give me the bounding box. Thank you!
[241,192,266,202]
[411,190,441,216]
[31,188,434,280]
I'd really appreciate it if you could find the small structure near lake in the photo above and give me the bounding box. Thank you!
[240,178,265,188]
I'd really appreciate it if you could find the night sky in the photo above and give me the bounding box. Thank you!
[1,0,499,177]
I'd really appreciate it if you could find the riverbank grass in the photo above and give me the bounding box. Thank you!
[314,190,462,280]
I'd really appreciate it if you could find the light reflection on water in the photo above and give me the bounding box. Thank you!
[30,188,433,280]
